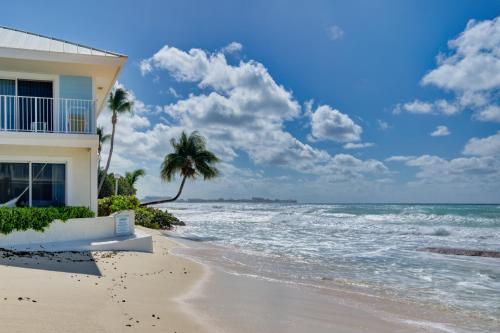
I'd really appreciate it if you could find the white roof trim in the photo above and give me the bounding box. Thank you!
[0,26,126,58]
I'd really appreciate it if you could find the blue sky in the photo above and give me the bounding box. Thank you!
[2,1,500,203]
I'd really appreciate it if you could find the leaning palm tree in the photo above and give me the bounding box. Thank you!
[125,168,146,194]
[98,88,134,194]
[141,131,219,206]
[97,126,111,170]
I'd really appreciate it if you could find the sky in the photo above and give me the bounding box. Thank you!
[2,0,500,203]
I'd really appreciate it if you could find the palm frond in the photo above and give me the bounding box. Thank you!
[125,168,146,186]
[161,153,187,181]
[108,88,134,115]
[160,131,220,183]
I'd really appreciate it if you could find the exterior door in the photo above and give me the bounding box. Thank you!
[17,80,53,132]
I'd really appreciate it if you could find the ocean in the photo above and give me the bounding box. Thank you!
[163,203,500,329]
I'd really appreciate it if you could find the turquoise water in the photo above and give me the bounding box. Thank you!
[165,203,500,325]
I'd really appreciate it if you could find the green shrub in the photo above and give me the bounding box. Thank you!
[0,207,95,235]
[135,207,179,230]
[98,170,135,199]
[97,195,182,230]
[98,195,140,217]
[135,207,160,229]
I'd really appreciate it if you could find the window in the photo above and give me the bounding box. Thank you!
[0,163,29,207]
[32,163,65,207]
[0,162,66,207]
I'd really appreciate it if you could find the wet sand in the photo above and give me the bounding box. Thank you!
[174,240,499,333]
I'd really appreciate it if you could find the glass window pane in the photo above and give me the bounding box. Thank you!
[32,163,66,207]
[0,163,29,207]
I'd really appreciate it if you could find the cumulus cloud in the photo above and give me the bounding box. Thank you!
[309,105,362,142]
[343,142,374,149]
[326,25,344,40]
[474,105,500,122]
[430,125,450,137]
[383,131,500,200]
[422,17,500,94]
[385,155,416,162]
[463,131,500,156]
[221,42,243,54]
[106,44,389,199]
[396,17,500,120]
[390,154,500,185]
[394,99,459,115]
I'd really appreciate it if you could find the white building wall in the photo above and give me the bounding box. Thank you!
[0,144,97,212]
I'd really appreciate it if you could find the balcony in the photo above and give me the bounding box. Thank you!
[0,95,96,134]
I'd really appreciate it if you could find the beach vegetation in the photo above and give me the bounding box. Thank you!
[0,207,95,235]
[98,88,134,195]
[135,207,179,229]
[98,170,135,198]
[98,195,180,229]
[97,195,140,217]
[97,126,111,170]
[124,169,146,195]
[141,131,220,206]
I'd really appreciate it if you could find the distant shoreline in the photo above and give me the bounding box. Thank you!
[142,199,499,205]
[141,197,298,204]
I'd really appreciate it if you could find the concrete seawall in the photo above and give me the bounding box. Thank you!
[0,211,153,252]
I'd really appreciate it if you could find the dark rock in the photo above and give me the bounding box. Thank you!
[171,219,186,226]
[419,247,500,258]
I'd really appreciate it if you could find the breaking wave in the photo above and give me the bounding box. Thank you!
[163,202,500,324]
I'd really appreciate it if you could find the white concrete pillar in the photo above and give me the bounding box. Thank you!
[89,146,98,214]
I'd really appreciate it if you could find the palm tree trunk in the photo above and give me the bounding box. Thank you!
[140,175,187,206]
[98,114,116,194]
[98,147,101,171]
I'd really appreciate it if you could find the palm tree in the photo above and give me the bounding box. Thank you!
[125,168,146,194]
[97,126,111,170]
[98,88,134,194]
[141,131,219,206]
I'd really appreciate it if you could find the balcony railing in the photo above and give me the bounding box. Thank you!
[0,95,96,134]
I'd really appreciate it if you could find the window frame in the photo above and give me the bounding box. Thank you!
[0,158,68,207]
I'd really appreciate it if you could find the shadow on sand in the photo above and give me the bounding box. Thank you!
[0,248,102,276]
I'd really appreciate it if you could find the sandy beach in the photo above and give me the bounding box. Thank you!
[0,227,208,333]
[1,227,497,333]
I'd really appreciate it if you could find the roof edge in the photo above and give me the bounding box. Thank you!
[0,25,127,58]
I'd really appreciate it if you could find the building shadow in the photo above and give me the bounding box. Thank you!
[0,249,102,276]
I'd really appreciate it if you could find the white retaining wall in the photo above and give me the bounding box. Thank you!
[0,211,136,249]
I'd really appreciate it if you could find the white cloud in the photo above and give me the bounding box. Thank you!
[343,142,374,149]
[394,99,459,115]
[434,100,460,115]
[422,17,500,94]
[395,17,499,121]
[221,42,243,54]
[385,155,416,162]
[394,100,433,114]
[327,25,344,40]
[391,154,500,186]
[463,131,500,156]
[109,44,389,199]
[474,105,500,122]
[168,87,181,98]
[377,119,390,130]
[430,125,450,137]
[309,105,362,142]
